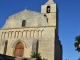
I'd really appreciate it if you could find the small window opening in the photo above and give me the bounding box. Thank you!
[47,18,48,23]
[22,20,26,27]
[47,6,51,13]
[44,14,48,23]
[44,14,47,17]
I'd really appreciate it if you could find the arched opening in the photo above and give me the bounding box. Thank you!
[14,41,24,57]
[22,20,26,27]
[46,6,51,13]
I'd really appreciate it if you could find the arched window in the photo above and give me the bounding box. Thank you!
[14,41,24,57]
[22,20,26,27]
[47,6,51,13]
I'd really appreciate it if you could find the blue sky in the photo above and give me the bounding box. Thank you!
[0,0,80,60]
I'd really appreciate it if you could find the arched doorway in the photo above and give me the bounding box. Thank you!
[14,41,24,57]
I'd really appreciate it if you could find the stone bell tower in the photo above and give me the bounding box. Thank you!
[41,0,58,27]
[40,0,62,60]
[41,0,59,41]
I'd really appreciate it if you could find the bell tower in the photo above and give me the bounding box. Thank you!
[40,1,62,60]
[41,0,58,27]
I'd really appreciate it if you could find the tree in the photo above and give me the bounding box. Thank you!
[74,35,80,52]
[78,57,80,60]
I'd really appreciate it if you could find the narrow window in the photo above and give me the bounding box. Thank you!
[44,14,48,23]
[22,20,26,27]
[47,6,51,13]
[47,18,48,23]
[4,41,8,55]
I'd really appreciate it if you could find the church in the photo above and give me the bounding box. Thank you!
[0,0,62,60]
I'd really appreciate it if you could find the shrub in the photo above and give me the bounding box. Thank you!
[30,52,42,60]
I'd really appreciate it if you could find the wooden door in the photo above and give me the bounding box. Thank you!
[14,41,24,57]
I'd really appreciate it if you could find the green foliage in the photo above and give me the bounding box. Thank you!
[78,57,80,60]
[30,52,42,60]
[30,52,48,60]
[75,35,80,42]
[74,35,80,52]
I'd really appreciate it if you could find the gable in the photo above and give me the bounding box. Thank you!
[2,9,48,29]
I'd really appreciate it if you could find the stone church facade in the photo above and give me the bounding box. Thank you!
[0,0,62,60]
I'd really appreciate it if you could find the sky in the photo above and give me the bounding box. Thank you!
[0,0,80,60]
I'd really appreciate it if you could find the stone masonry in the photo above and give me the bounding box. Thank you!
[0,0,62,60]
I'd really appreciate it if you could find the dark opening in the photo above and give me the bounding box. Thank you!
[44,14,47,17]
[36,40,38,53]
[4,41,8,55]
[47,18,48,23]
[22,20,26,27]
[47,6,51,13]
[44,14,48,23]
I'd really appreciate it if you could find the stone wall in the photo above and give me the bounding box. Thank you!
[0,27,55,39]
[2,9,48,29]
[0,28,44,39]
[0,26,56,60]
